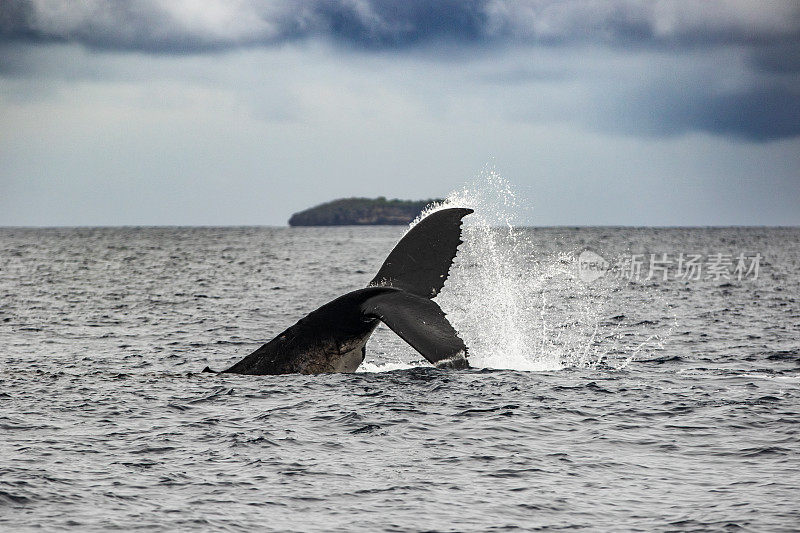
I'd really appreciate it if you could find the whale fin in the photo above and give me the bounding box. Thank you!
[362,290,468,368]
[369,207,473,299]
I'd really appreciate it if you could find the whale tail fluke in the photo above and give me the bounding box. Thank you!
[362,290,468,368]
[369,207,473,299]
[214,207,473,375]
[365,207,472,368]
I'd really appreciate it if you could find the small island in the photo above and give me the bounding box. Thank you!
[288,197,443,226]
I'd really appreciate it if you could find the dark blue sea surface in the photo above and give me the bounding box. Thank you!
[1,226,798,531]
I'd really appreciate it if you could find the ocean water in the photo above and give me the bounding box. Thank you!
[1,221,799,532]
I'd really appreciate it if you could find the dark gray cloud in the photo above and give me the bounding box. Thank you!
[685,83,800,141]
[1,1,799,141]
[750,42,800,73]
[2,1,798,52]
[598,76,800,141]
[0,0,493,52]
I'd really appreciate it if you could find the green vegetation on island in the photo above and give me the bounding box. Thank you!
[288,197,443,226]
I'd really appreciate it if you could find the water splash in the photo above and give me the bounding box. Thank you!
[424,168,672,372]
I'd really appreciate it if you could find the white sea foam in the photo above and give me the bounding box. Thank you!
[357,360,429,373]
[425,168,671,372]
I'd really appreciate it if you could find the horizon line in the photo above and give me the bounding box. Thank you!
[2,224,799,230]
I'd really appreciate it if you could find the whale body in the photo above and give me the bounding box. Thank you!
[207,207,473,375]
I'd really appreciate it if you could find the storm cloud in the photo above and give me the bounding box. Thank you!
[1,0,799,53]
[1,1,798,52]
[2,1,799,140]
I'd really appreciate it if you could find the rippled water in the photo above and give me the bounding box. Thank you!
[1,223,799,532]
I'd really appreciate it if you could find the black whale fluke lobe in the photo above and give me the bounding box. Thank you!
[212,207,473,375]
[368,208,472,299]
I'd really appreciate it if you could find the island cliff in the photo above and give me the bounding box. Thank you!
[288,197,443,226]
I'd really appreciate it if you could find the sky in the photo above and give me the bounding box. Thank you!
[1,0,798,226]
